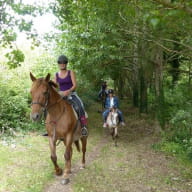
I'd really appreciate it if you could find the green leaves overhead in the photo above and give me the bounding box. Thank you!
[0,0,44,68]
[53,0,192,94]
[5,49,25,69]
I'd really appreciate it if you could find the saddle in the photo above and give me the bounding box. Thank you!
[61,95,88,120]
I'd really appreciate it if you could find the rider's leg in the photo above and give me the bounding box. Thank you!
[102,109,110,127]
[71,94,88,136]
[117,110,125,126]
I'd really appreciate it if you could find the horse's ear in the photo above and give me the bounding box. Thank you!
[30,72,36,82]
[45,73,50,82]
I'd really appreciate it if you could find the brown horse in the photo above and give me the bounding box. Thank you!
[29,72,87,185]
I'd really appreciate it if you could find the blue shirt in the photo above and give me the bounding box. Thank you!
[105,96,119,109]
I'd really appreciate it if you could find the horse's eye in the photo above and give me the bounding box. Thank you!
[43,91,48,96]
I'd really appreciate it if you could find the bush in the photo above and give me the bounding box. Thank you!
[158,84,192,161]
[0,51,57,134]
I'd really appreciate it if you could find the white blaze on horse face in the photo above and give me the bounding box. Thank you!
[112,112,118,126]
[107,111,119,128]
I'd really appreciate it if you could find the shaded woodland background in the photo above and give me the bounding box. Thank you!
[1,0,192,160]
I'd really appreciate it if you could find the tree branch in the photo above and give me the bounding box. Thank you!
[152,0,192,16]
[160,38,192,51]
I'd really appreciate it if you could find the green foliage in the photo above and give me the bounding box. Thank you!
[5,49,25,68]
[0,0,45,67]
[31,53,57,77]
[0,69,30,133]
[1,0,192,167]
[153,83,192,161]
[153,141,184,155]
[52,0,192,116]
[170,110,192,141]
[0,48,58,135]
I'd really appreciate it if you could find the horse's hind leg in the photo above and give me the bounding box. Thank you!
[80,136,87,169]
[49,137,62,176]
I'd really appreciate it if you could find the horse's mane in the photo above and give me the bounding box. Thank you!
[48,80,58,88]
[35,78,58,89]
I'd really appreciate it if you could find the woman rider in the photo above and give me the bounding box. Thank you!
[53,55,88,136]
[102,89,125,128]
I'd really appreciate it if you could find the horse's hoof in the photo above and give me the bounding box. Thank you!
[61,178,70,185]
[56,168,63,176]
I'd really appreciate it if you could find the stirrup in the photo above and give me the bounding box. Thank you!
[81,127,88,136]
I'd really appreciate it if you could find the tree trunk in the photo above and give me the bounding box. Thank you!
[154,47,165,129]
[118,75,124,99]
[133,83,139,107]
[139,67,148,113]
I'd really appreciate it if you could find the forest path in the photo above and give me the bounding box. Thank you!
[44,135,108,192]
[44,106,192,192]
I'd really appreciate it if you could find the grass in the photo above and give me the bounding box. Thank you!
[152,140,192,181]
[0,135,51,192]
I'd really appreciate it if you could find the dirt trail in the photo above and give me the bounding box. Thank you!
[44,136,109,192]
[44,107,192,192]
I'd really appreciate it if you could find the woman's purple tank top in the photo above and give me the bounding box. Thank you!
[56,71,73,91]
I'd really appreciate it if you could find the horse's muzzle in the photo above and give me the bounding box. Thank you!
[30,112,41,121]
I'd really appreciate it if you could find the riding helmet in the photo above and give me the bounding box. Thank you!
[108,89,114,94]
[57,55,68,64]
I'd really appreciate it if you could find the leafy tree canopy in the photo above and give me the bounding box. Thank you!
[0,0,45,68]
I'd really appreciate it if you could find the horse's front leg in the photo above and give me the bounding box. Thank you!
[49,137,62,176]
[61,133,73,185]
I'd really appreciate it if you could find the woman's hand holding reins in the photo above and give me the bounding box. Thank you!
[63,90,71,96]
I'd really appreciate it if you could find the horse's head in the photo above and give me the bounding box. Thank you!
[107,108,119,128]
[30,72,52,121]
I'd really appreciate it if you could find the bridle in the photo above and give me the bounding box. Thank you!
[31,87,63,112]
[31,88,50,112]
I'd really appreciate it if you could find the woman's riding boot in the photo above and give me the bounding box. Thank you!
[80,116,88,136]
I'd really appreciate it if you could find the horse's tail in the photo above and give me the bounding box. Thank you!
[74,140,80,152]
